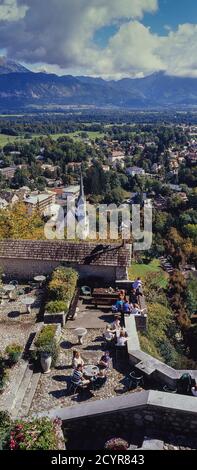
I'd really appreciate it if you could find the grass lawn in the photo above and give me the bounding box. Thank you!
[0,134,29,147]
[128,258,169,289]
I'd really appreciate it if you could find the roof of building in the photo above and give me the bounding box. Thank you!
[0,240,131,267]
[63,185,80,194]
[24,193,54,204]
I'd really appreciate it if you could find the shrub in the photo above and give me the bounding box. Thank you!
[47,267,78,304]
[46,300,68,314]
[35,325,59,366]
[0,411,11,450]
[8,418,62,450]
[104,438,129,451]
[5,344,23,365]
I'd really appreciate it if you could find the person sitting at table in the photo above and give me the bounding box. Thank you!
[71,364,90,386]
[98,351,111,369]
[116,330,128,347]
[129,288,138,305]
[111,317,121,333]
[103,325,115,342]
[122,298,132,314]
[131,304,141,315]
[112,295,124,313]
[72,350,85,369]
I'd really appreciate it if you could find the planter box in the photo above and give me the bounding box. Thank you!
[44,311,66,327]
[29,323,62,355]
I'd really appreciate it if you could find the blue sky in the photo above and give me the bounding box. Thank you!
[94,0,197,47]
[0,0,197,78]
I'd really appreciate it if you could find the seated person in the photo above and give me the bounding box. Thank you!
[72,350,85,369]
[112,297,124,313]
[116,330,128,347]
[191,383,197,397]
[111,317,121,333]
[122,299,132,314]
[131,304,141,315]
[103,325,115,342]
[133,277,142,290]
[71,364,90,386]
[129,288,138,305]
[98,351,111,369]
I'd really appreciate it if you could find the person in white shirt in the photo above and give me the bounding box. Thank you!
[131,304,141,316]
[117,331,128,347]
[132,278,142,290]
[103,326,115,342]
[72,350,85,369]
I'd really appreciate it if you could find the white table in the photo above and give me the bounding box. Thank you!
[3,284,16,299]
[21,296,36,314]
[74,328,87,345]
[83,365,99,378]
[34,275,46,287]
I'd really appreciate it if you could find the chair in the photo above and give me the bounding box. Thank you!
[9,280,18,287]
[127,371,144,390]
[81,286,91,297]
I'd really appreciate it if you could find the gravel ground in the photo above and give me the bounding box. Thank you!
[0,322,35,353]
[0,285,43,324]
[29,328,142,415]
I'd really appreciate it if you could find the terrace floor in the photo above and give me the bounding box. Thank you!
[67,298,114,329]
[28,327,141,416]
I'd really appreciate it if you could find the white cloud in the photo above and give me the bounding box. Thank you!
[0,1,197,79]
[0,0,27,21]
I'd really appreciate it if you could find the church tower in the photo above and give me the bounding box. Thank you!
[76,171,89,240]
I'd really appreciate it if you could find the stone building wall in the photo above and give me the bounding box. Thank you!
[0,258,116,282]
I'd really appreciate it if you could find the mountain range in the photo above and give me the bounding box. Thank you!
[1,58,197,110]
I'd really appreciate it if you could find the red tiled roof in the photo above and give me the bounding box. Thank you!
[0,240,131,267]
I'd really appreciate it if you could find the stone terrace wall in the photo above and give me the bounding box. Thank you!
[0,258,116,282]
[125,315,197,387]
[38,390,197,437]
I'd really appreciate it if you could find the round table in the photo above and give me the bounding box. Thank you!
[34,275,46,287]
[74,328,87,345]
[21,296,36,314]
[83,365,99,378]
[3,284,16,299]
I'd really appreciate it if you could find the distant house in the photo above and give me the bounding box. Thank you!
[0,166,16,179]
[62,185,80,201]
[108,150,125,164]
[24,192,56,215]
[126,167,145,177]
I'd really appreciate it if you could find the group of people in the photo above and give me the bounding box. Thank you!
[104,316,129,347]
[71,349,110,389]
[112,278,144,316]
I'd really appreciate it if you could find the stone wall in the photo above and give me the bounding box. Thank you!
[0,258,116,282]
[38,390,197,438]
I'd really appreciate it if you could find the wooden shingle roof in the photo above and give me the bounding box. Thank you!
[0,240,131,267]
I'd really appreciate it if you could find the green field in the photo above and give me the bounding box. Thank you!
[128,259,169,289]
[0,129,105,148]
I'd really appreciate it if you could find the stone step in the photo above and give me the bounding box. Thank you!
[1,360,29,412]
[18,372,41,417]
[11,367,33,418]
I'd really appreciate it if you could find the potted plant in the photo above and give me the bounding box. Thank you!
[104,438,129,451]
[5,344,23,365]
[35,325,59,373]
[39,345,53,374]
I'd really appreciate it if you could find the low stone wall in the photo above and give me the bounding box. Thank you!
[125,315,197,388]
[38,389,197,438]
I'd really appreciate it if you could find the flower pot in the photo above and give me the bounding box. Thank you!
[40,352,52,374]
